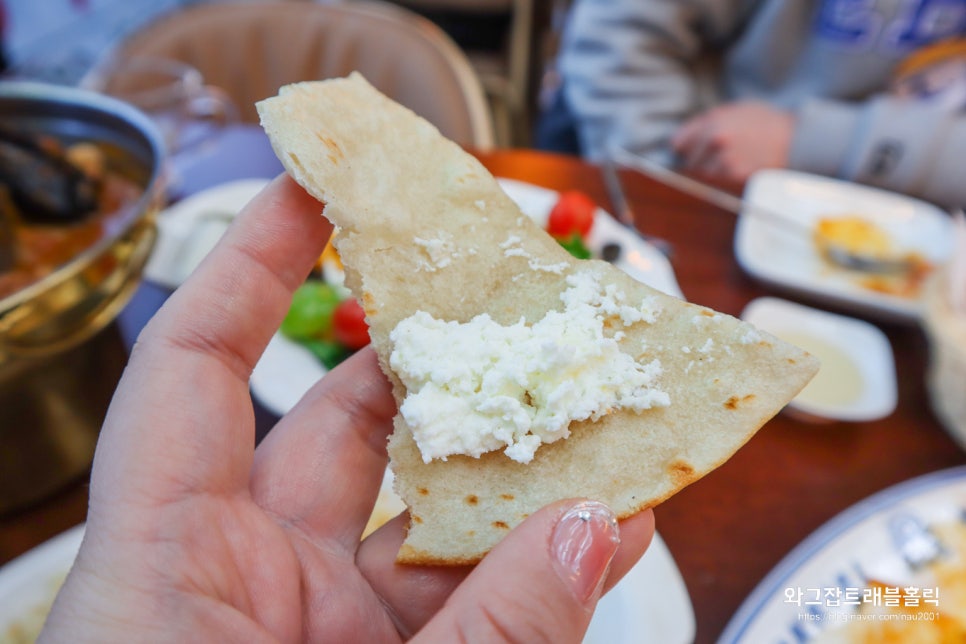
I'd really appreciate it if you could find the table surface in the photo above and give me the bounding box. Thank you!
[2,132,964,644]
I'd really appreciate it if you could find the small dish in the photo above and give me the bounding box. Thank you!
[734,169,953,323]
[741,297,897,422]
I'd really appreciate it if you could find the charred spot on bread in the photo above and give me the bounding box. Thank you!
[315,133,344,164]
[668,460,696,485]
[724,394,756,410]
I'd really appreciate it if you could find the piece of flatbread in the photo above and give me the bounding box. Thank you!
[257,73,818,565]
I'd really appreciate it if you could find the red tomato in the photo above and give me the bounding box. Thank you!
[333,298,370,350]
[547,190,596,239]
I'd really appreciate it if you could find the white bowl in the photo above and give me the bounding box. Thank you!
[741,297,897,422]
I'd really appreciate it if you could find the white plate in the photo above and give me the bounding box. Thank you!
[0,524,83,642]
[144,178,271,289]
[368,468,694,643]
[585,532,694,643]
[719,465,966,643]
[741,297,897,422]
[0,515,694,644]
[497,178,683,299]
[734,169,953,323]
[250,178,683,417]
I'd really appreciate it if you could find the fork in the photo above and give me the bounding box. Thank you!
[609,147,924,274]
[600,157,674,259]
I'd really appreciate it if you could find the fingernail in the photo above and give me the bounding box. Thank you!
[551,500,620,604]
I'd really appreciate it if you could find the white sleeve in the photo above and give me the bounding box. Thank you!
[790,96,966,207]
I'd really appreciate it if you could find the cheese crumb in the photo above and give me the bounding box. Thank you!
[414,233,458,271]
[389,272,668,464]
[500,234,571,274]
[739,328,761,344]
[528,259,569,274]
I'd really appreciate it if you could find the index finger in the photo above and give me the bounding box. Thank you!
[94,174,330,501]
[148,174,331,373]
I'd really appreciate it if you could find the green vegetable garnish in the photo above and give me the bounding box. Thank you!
[301,338,352,370]
[556,234,592,260]
[280,281,342,340]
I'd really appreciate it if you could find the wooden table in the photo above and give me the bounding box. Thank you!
[2,142,964,643]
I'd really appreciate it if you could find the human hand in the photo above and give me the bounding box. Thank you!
[671,100,795,185]
[40,175,655,643]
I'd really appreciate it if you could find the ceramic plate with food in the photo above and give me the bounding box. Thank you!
[721,466,966,643]
[734,169,954,323]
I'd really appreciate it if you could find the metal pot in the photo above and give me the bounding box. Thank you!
[0,82,164,514]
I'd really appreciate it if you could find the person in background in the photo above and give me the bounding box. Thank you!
[38,175,655,643]
[536,0,966,207]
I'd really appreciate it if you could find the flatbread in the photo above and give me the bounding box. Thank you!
[257,73,818,565]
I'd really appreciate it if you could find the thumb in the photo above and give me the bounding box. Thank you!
[413,500,639,643]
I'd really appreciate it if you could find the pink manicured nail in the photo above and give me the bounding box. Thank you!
[551,500,621,604]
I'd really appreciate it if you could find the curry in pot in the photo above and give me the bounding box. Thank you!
[0,128,143,299]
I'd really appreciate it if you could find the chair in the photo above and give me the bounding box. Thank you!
[87,0,495,149]
[386,0,542,147]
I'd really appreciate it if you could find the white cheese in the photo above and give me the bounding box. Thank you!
[499,234,571,274]
[739,328,762,344]
[414,233,458,271]
[389,272,669,464]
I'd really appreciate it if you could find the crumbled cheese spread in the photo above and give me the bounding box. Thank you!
[389,272,669,464]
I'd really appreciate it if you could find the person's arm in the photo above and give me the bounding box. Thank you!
[558,0,744,162]
[790,96,966,207]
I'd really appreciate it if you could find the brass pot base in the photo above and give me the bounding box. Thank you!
[0,324,127,516]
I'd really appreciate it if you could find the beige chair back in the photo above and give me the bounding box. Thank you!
[92,0,494,149]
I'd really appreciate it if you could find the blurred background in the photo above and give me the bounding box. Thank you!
[0,0,569,148]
